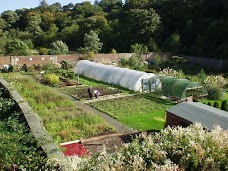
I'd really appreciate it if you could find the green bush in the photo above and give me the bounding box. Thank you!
[44,73,60,86]
[213,101,219,108]
[221,100,228,111]
[47,123,228,171]
[0,89,46,170]
[38,47,49,55]
[49,40,69,55]
[207,101,213,106]
[60,60,68,70]
[207,86,226,100]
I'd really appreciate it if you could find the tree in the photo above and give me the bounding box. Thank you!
[122,8,161,50]
[81,30,103,53]
[4,39,31,56]
[25,12,43,38]
[1,10,19,29]
[39,0,49,8]
[49,40,69,55]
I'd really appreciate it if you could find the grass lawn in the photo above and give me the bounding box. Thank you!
[0,73,113,143]
[90,94,174,131]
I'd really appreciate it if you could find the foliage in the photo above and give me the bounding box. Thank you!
[213,101,219,108]
[38,47,49,55]
[79,51,95,60]
[0,88,46,170]
[2,73,112,143]
[204,75,228,88]
[49,40,69,55]
[197,69,207,84]
[44,73,60,85]
[158,67,186,79]
[81,30,103,53]
[4,39,31,56]
[60,60,69,70]
[207,101,212,106]
[131,43,148,55]
[221,100,228,111]
[47,123,228,171]
[111,48,117,54]
[207,86,226,100]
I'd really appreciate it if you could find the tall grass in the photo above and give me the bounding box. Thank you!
[1,73,112,143]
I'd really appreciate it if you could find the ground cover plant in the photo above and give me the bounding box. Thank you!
[0,73,113,144]
[90,93,174,131]
[0,87,46,170]
[47,123,228,171]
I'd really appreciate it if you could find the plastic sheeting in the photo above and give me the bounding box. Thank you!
[75,60,158,92]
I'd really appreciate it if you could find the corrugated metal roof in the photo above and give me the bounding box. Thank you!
[166,102,228,130]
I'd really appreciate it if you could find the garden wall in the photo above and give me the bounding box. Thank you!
[181,55,228,71]
[0,53,226,71]
[0,53,169,68]
[0,78,63,158]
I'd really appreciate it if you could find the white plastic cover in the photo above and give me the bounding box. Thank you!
[75,60,158,92]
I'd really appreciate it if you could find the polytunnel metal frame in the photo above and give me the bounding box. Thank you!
[151,75,208,100]
[75,60,158,92]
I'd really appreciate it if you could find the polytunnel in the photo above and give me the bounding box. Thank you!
[154,75,208,100]
[75,60,159,92]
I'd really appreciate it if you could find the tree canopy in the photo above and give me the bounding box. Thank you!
[0,0,227,59]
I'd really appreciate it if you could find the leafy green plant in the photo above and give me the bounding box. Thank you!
[49,40,69,55]
[221,100,228,111]
[38,47,49,55]
[0,87,47,170]
[213,101,219,108]
[47,123,228,171]
[44,73,60,86]
[207,101,213,106]
[207,86,226,100]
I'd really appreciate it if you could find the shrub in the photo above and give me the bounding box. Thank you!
[4,39,31,56]
[111,48,117,54]
[47,123,228,171]
[21,64,28,72]
[60,60,68,70]
[49,40,69,55]
[38,47,49,55]
[79,51,95,60]
[207,86,226,100]
[207,101,213,106]
[221,100,228,111]
[204,75,228,88]
[213,101,219,108]
[44,73,60,86]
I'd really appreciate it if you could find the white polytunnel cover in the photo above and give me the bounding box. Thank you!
[75,60,159,92]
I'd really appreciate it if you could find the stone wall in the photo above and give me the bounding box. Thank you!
[181,55,228,71]
[0,53,226,71]
[0,78,63,158]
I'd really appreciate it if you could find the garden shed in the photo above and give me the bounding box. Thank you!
[153,75,208,101]
[165,102,228,130]
[75,60,160,92]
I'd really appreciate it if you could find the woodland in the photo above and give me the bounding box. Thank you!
[0,0,227,59]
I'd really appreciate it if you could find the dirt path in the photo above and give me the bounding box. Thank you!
[56,89,137,134]
[84,93,136,104]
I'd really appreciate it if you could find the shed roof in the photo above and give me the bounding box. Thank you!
[166,102,228,130]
